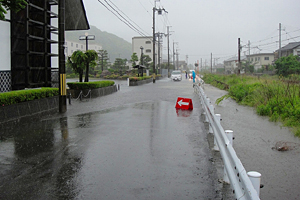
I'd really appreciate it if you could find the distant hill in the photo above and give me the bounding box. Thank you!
[65,25,132,62]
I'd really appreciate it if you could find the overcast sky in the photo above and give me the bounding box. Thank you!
[82,0,300,64]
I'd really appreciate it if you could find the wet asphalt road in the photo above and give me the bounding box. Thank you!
[0,77,221,199]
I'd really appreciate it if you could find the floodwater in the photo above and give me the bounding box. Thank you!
[0,77,225,199]
[203,84,300,200]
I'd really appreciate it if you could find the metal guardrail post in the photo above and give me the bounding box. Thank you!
[68,93,71,105]
[214,114,221,151]
[247,171,262,196]
[208,104,214,134]
[225,130,234,145]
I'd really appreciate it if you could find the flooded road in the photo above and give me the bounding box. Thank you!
[0,77,222,199]
[203,84,300,200]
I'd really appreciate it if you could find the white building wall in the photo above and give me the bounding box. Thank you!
[0,12,10,71]
[132,36,157,63]
[65,40,102,57]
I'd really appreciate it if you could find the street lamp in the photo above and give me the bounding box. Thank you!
[79,33,95,82]
[140,46,144,77]
[79,32,95,51]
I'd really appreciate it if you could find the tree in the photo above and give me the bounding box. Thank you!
[84,50,98,82]
[141,55,152,68]
[275,54,300,76]
[241,60,254,73]
[0,0,27,20]
[98,50,109,72]
[113,58,127,73]
[130,53,138,67]
[67,50,86,82]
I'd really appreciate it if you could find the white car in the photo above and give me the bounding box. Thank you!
[171,70,182,81]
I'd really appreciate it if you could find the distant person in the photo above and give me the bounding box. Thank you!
[185,71,188,79]
[192,70,196,83]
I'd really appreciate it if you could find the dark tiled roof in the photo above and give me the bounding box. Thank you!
[278,42,300,51]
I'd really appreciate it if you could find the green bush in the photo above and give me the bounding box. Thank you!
[0,88,59,106]
[67,81,115,90]
[203,73,300,136]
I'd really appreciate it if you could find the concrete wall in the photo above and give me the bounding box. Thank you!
[0,96,59,124]
[67,85,117,99]
[0,12,10,71]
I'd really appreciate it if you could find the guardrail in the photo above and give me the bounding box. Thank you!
[194,83,261,200]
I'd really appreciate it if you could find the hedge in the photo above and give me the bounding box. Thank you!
[0,88,59,106]
[67,81,115,90]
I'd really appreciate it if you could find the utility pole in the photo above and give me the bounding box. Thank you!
[157,32,160,75]
[211,53,212,73]
[248,40,251,56]
[167,26,170,77]
[238,38,241,75]
[152,1,167,83]
[279,23,281,59]
[176,49,179,70]
[58,0,66,113]
[200,58,202,72]
[152,5,156,83]
[173,41,175,69]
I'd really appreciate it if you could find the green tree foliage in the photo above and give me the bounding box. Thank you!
[275,54,300,76]
[113,58,127,73]
[98,50,109,71]
[84,50,98,82]
[67,50,86,82]
[0,0,27,20]
[130,53,138,67]
[141,55,152,68]
[241,60,255,73]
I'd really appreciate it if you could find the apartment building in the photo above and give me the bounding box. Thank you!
[247,53,274,70]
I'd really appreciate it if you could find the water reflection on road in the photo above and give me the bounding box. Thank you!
[0,77,219,199]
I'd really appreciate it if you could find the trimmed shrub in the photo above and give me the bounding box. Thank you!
[0,88,59,106]
[67,81,115,90]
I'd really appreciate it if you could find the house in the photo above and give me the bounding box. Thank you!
[0,0,89,92]
[275,42,300,60]
[247,53,274,71]
[223,56,247,73]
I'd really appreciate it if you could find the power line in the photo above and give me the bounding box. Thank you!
[97,0,152,38]
[106,0,151,36]
[101,0,147,37]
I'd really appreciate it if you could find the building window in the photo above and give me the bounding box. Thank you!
[76,44,78,48]
[71,43,73,47]
[71,50,73,53]
[258,57,260,61]
[81,45,83,49]
[146,49,151,53]
[146,41,151,44]
[264,57,269,60]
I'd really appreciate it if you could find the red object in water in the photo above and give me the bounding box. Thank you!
[175,97,193,110]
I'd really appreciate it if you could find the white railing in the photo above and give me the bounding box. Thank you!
[194,83,261,200]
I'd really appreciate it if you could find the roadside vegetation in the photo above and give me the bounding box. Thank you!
[0,88,58,106]
[66,50,173,81]
[202,55,300,137]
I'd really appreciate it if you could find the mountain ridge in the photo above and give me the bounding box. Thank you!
[65,25,132,62]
